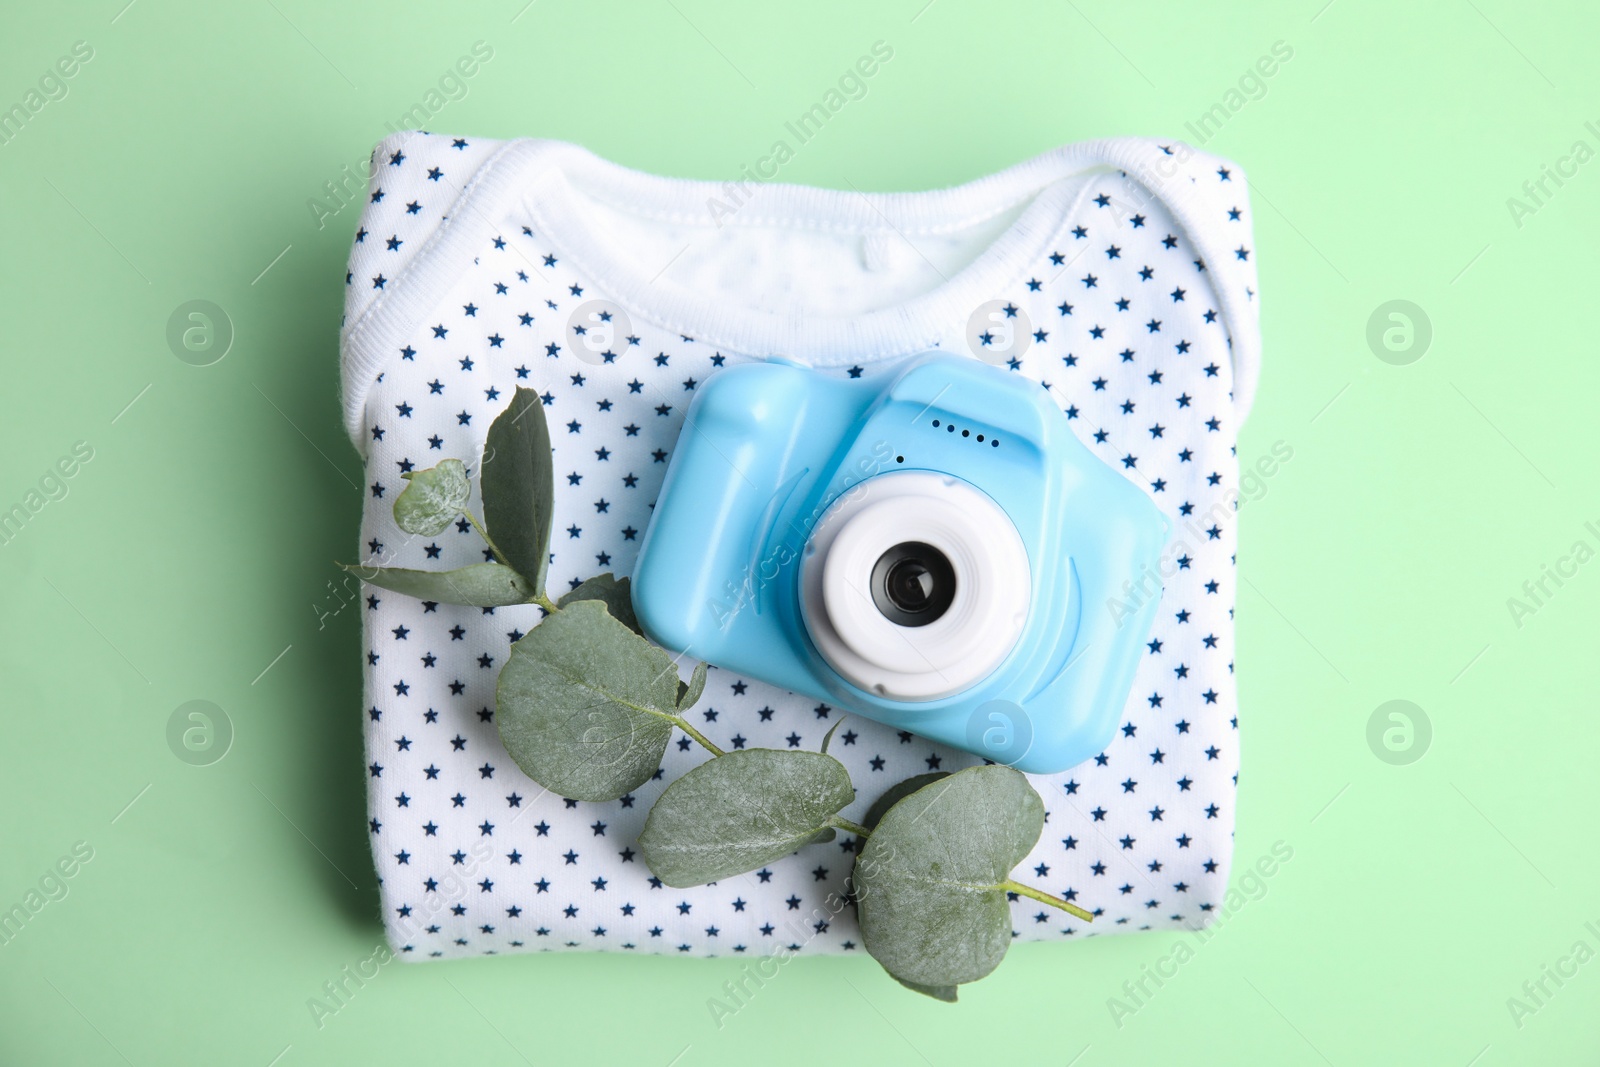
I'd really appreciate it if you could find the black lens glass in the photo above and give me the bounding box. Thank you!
[870,541,956,627]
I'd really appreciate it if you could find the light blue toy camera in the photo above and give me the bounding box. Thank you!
[630,353,1170,773]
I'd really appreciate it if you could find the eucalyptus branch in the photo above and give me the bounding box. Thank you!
[660,738,1092,925]
[374,391,1097,1003]
[1002,878,1095,922]
[670,715,725,757]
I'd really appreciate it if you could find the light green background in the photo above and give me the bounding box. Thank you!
[2,0,1596,1063]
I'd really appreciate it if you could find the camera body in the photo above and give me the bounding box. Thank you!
[630,353,1170,773]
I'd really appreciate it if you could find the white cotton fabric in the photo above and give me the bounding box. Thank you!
[340,131,1260,960]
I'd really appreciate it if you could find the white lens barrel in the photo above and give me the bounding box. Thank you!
[800,471,1031,701]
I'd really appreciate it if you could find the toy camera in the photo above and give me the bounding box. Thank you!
[630,353,1170,773]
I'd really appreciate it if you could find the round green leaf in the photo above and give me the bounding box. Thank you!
[855,765,1045,988]
[861,772,949,832]
[496,600,677,802]
[482,387,554,595]
[894,976,958,1003]
[676,661,707,711]
[557,572,641,635]
[393,459,470,536]
[639,749,855,887]
[341,561,533,607]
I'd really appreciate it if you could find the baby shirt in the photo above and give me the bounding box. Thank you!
[339,132,1261,960]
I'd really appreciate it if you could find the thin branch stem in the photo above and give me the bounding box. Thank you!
[462,506,555,612]
[826,815,872,838]
[463,509,512,571]
[824,821,1087,919]
[1002,878,1095,922]
[673,716,725,757]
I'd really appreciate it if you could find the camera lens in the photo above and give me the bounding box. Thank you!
[871,541,956,627]
[801,471,1031,700]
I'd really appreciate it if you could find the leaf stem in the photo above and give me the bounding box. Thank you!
[464,509,514,572]
[465,506,555,612]
[822,818,1086,917]
[825,815,872,838]
[672,716,725,757]
[1001,878,1095,922]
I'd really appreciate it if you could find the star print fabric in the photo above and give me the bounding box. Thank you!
[340,132,1262,961]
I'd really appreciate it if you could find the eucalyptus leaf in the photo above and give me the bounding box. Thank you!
[854,765,1045,988]
[557,573,640,635]
[676,661,707,711]
[340,561,533,607]
[496,599,677,802]
[862,772,949,832]
[639,749,854,887]
[894,976,958,1003]
[481,387,554,594]
[392,459,470,536]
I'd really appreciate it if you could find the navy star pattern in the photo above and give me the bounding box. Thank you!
[344,133,1254,960]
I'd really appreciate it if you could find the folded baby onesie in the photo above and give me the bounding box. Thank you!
[340,132,1261,960]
